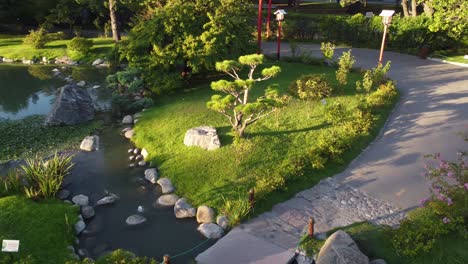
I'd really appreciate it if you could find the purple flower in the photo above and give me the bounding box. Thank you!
[439,160,449,169]
[437,193,445,201]
[442,217,450,224]
[419,198,429,207]
[464,183,468,190]
[447,197,453,206]
[447,171,454,178]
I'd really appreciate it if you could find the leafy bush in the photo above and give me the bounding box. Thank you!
[68,249,159,264]
[324,101,348,125]
[336,50,355,86]
[107,68,143,94]
[320,42,335,60]
[0,170,24,197]
[67,37,93,54]
[289,74,333,100]
[366,81,398,108]
[356,62,391,93]
[23,28,48,49]
[21,153,74,199]
[112,95,154,114]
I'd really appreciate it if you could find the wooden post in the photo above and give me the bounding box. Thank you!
[378,24,388,65]
[257,0,263,54]
[266,0,272,38]
[276,20,282,61]
[249,188,255,209]
[307,217,314,238]
[163,254,170,264]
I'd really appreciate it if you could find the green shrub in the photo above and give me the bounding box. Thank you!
[336,50,355,86]
[23,28,48,49]
[67,37,93,54]
[366,81,398,108]
[68,249,159,264]
[356,62,391,93]
[221,195,251,227]
[21,153,74,199]
[289,74,333,100]
[320,42,335,60]
[324,101,348,125]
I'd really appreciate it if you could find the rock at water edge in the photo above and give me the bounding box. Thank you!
[216,215,229,229]
[72,195,89,206]
[174,198,196,218]
[317,230,369,264]
[81,206,95,219]
[122,115,133,125]
[45,84,95,126]
[141,148,149,160]
[157,178,175,194]
[183,126,221,150]
[80,135,99,151]
[75,220,86,234]
[196,205,215,223]
[144,168,158,184]
[124,129,134,139]
[156,194,179,206]
[198,223,224,239]
[96,196,116,205]
[126,214,146,225]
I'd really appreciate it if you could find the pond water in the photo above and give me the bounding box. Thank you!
[0,65,212,263]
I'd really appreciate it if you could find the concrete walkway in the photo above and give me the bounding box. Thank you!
[196,43,468,264]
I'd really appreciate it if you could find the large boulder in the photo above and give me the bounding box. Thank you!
[196,205,215,223]
[183,126,221,150]
[317,230,369,264]
[198,223,224,239]
[45,84,95,126]
[80,135,99,151]
[174,198,196,218]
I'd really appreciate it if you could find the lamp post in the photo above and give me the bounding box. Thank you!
[266,0,272,38]
[257,0,263,54]
[378,10,395,65]
[274,9,287,61]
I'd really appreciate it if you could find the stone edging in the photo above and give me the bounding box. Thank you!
[427,57,468,68]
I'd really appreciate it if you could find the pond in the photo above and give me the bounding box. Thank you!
[0,64,212,263]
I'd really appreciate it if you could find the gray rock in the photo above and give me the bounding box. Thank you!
[81,206,95,219]
[144,168,158,184]
[198,223,224,239]
[67,245,75,253]
[96,196,116,205]
[72,195,89,206]
[141,148,149,159]
[92,85,100,89]
[183,126,221,150]
[127,148,134,153]
[55,56,77,65]
[123,127,132,134]
[126,214,146,225]
[77,80,86,87]
[65,76,73,82]
[138,161,146,167]
[122,115,133,125]
[216,215,229,229]
[137,206,144,213]
[129,163,136,168]
[75,220,86,234]
[129,156,135,161]
[78,248,89,258]
[157,178,175,194]
[3,58,14,63]
[157,194,179,206]
[80,135,99,151]
[295,249,314,264]
[370,260,386,264]
[196,205,215,223]
[45,84,95,126]
[317,230,369,264]
[135,154,143,161]
[58,189,70,199]
[124,129,134,139]
[133,148,140,155]
[174,198,196,218]
[133,119,139,124]
[92,59,104,66]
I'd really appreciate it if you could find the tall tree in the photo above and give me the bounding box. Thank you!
[401,0,410,17]
[108,0,120,41]
[411,0,417,17]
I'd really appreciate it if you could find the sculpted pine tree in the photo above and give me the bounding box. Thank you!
[207,54,289,137]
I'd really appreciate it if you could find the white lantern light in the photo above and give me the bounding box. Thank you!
[274,9,287,21]
[379,10,395,25]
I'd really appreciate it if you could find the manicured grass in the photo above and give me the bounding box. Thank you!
[0,35,114,63]
[0,195,78,264]
[0,115,101,162]
[431,49,468,65]
[132,61,396,215]
[300,222,468,264]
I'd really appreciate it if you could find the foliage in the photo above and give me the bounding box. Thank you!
[425,0,468,39]
[112,94,154,114]
[207,54,288,137]
[121,0,255,94]
[320,42,335,60]
[336,50,355,86]
[67,249,159,264]
[324,101,348,125]
[0,195,78,264]
[289,74,333,100]
[0,170,24,197]
[21,153,74,199]
[221,195,251,227]
[366,81,398,108]
[67,37,93,54]
[290,42,300,58]
[356,62,391,93]
[0,115,101,163]
[23,29,66,49]
[107,68,143,94]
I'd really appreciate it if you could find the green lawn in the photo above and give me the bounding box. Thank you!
[0,196,78,264]
[0,35,114,63]
[0,116,102,163]
[300,222,468,264]
[132,61,397,215]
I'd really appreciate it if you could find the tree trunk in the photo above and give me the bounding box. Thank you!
[411,0,417,17]
[423,2,434,16]
[109,0,120,42]
[401,0,410,17]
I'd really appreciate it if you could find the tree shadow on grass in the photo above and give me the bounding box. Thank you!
[217,125,235,146]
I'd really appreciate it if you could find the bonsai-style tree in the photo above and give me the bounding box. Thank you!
[207,54,288,137]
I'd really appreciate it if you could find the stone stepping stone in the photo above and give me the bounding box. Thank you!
[126,214,146,225]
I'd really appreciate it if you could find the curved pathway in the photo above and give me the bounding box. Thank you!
[196,43,468,264]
